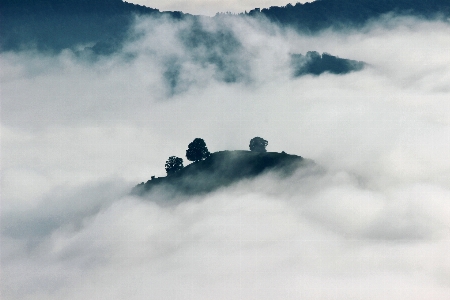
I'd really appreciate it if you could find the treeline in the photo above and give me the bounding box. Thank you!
[248,0,450,32]
[133,137,307,196]
[164,137,268,176]
[3,0,449,53]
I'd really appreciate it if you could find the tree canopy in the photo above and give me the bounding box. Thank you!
[165,156,184,175]
[249,137,268,152]
[186,138,210,162]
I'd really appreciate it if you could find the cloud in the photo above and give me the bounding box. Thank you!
[1,14,450,299]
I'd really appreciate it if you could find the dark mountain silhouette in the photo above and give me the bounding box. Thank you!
[0,0,188,53]
[248,0,450,32]
[2,0,449,54]
[132,150,315,197]
[291,51,365,77]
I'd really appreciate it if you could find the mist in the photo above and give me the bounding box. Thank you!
[1,13,450,299]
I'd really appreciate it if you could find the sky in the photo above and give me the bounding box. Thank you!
[127,0,306,16]
[1,10,450,300]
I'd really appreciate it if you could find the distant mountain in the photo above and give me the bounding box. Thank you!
[132,151,315,197]
[248,0,450,32]
[2,0,448,53]
[291,51,365,77]
[0,0,187,53]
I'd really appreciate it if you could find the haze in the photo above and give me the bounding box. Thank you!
[1,12,450,300]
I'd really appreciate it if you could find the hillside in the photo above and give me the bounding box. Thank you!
[0,0,187,53]
[249,0,450,32]
[133,151,313,197]
[2,0,449,53]
[291,51,365,77]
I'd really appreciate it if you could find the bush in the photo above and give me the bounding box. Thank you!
[165,156,184,175]
[249,137,268,152]
[186,138,210,162]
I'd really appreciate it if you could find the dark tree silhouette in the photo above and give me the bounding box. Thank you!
[165,156,184,175]
[186,138,211,162]
[249,137,268,152]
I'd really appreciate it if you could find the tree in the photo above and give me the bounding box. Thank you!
[165,156,184,175]
[186,138,210,162]
[249,137,268,152]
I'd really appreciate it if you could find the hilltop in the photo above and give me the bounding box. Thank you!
[132,150,313,197]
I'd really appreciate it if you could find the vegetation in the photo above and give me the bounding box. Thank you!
[2,0,449,53]
[248,0,450,32]
[0,0,187,53]
[249,137,268,152]
[132,137,319,197]
[133,150,311,197]
[186,138,211,162]
[291,52,365,76]
[165,156,184,175]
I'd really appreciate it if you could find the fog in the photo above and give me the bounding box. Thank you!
[1,14,450,299]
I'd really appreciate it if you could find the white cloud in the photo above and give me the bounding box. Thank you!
[1,14,450,299]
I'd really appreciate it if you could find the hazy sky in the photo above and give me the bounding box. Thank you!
[127,0,306,16]
[1,12,450,300]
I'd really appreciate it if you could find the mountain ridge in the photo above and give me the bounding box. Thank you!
[249,0,450,32]
[132,150,314,197]
[2,0,449,53]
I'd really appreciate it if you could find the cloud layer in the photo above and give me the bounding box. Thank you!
[1,14,450,299]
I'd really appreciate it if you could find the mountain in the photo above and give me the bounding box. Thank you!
[3,0,449,54]
[132,151,315,197]
[0,0,187,53]
[291,51,365,77]
[248,0,450,32]
[2,0,449,53]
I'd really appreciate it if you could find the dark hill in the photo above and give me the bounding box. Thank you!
[291,51,365,77]
[3,0,449,54]
[132,151,313,197]
[0,0,187,53]
[249,0,450,32]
